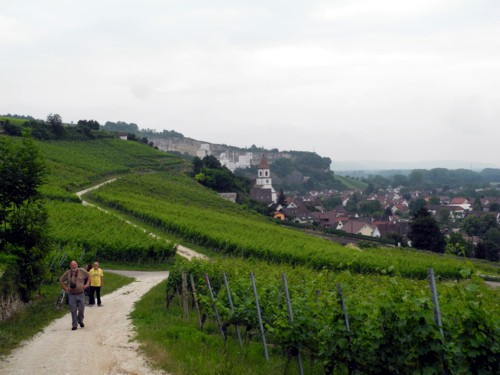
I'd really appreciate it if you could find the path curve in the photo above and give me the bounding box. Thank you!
[76,178,207,261]
[0,271,169,375]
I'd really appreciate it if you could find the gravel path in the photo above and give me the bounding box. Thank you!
[0,271,169,375]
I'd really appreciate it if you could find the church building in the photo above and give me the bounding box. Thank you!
[250,155,277,204]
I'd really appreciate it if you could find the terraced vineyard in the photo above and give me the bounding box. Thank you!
[36,138,182,199]
[87,172,495,279]
[0,135,184,265]
[46,200,176,263]
[156,257,499,374]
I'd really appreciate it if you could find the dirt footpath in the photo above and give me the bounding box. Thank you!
[0,270,169,375]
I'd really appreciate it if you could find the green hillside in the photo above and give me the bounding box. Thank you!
[38,138,182,199]
[334,175,369,190]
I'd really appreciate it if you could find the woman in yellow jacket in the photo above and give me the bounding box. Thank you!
[89,262,104,307]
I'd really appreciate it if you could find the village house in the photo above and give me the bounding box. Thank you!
[339,220,381,237]
[117,131,128,140]
[448,197,471,211]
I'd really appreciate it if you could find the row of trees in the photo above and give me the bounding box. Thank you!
[360,168,500,191]
[1,114,103,140]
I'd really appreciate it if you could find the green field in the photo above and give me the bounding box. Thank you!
[334,175,369,190]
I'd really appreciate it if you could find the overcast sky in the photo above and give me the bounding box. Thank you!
[1,0,499,168]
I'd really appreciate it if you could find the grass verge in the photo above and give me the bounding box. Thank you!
[132,281,323,375]
[0,272,133,357]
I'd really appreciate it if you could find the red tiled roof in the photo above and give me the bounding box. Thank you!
[258,155,269,169]
[450,197,468,204]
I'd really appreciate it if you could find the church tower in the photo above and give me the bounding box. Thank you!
[251,155,277,204]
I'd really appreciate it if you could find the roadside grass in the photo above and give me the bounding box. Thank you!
[0,272,133,357]
[132,281,324,375]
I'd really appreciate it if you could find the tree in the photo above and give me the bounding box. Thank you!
[364,183,374,195]
[409,198,427,215]
[277,188,287,206]
[77,119,100,131]
[428,196,441,205]
[445,232,473,257]
[0,133,50,301]
[490,202,500,211]
[392,174,408,187]
[1,119,23,136]
[202,155,221,169]
[472,197,483,211]
[409,170,425,188]
[463,215,482,236]
[77,119,100,138]
[323,195,342,210]
[359,200,383,216]
[192,156,203,175]
[46,113,65,138]
[482,228,500,261]
[345,193,361,213]
[479,214,499,234]
[409,207,445,253]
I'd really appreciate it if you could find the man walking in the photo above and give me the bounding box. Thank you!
[60,260,89,330]
[89,261,104,307]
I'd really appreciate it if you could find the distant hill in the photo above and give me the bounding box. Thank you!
[334,159,498,171]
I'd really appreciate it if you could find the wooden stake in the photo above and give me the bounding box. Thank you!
[428,268,449,375]
[337,283,357,375]
[222,271,243,347]
[282,273,304,375]
[181,272,189,318]
[205,273,225,341]
[190,274,202,330]
[250,272,269,361]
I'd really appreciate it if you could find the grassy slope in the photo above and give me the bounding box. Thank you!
[37,138,183,199]
[0,272,133,357]
[335,175,369,190]
[0,116,27,127]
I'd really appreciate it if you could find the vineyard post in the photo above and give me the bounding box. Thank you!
[337,283,357,375]
[222,271,243,348]
[190,274,202,330]
[427,268,444,338]
[250,272,269,361]
[205,273,226,341]
[181,272,189,318]
[282,272,304,375]
[428,268,449,375]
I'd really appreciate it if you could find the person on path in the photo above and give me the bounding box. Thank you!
[60,260,90,330]
[89,261,104,307]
